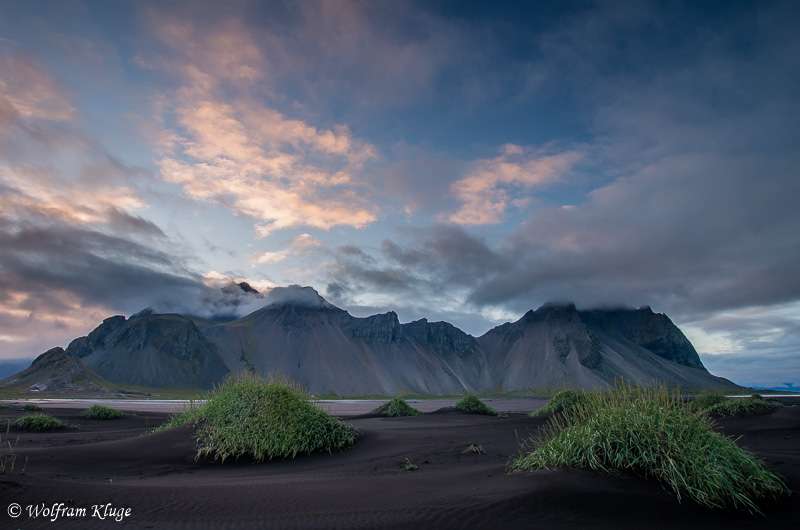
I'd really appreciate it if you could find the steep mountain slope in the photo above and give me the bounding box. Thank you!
[2,289,742,395]
[65,313,229,388]
[198,301,489,396]
[0,347,113,394]
[479,303,735,392]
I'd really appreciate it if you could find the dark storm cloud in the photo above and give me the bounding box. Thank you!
[331,225,507,296]
[105,208,167,238]
[386,225,510,286]
[323,225,515,336]
[327,243,421,297]
[467,152,800,317]
[0,220,208,314]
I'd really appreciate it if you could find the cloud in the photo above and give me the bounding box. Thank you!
[696,304,800,388]
[0,288,116,362]
[446,144,581,225]
[0,51,90,163]
[0,45,222,358]
[322,225,516,334]
[0,53,76,121]
[282,1,467,109]
[248,233,322,266]
[320,1,800,380]
[379,143,463,216]
[149,14,379,236]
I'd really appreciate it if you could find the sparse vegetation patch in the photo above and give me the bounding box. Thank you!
[689,391,729,412]
[462,444,485,455]
[13,413,67,431]
[530,389,591,416]
[403,458,418,471]
[690,391,780,418]
[701,397,779,418]
[454,394,505,417]
[510,384,789,514]
[371,398,423,417]
[0,434,27,474]
[162,372,358,462]
[18,404,41,411]
[82,404,125,420]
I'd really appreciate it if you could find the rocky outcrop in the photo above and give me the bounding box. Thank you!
[344,312,402,344]
[400,319,478,359]
[65,313,229,388]
[581,306,704,369]
[0,347,112,395]
[221,281,260,295]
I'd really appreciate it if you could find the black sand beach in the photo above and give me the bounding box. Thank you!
[1,398,798,529]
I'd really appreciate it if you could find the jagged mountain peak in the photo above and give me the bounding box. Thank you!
[221,281,261,296]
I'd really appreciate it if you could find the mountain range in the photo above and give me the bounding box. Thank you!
[1,284,740,396]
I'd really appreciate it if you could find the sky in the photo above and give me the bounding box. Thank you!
[0,0,798,389]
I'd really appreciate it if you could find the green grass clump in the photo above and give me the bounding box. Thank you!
[12,413,67,431]
[531,389,591,416]
[18,404,42,411]
[702,397,779,418]
[454,394,505,417]
[163,372,358,462]
[690,391,780,418]
[371,398,423,417]
[510,384,789,514]
[82,404,125,420]
[689,391,729,412]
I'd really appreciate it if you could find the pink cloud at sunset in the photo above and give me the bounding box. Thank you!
[150,15,379,236]
[447,145,581,225]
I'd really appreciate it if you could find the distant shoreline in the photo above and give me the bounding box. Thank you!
[0,397,551,415]
[2,395,798,415]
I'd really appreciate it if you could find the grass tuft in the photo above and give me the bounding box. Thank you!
[510,383,789,514]
[371,398,423,417]
[403,458,418,471]
[689,391,729,412]
[690,391,780,418]
[702,397,779,418]
[18,404,41,411]
[82,404,125,420]
[0,434,28,474]
[531,389,591,416]
[462,444,485,455]
[162,372,358,462]
[12,413,67,431]
[454,394,505,417]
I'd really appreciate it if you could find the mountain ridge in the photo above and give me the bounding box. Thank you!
[1,289,742,396]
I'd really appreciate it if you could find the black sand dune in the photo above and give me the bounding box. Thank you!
[1,399,798,529]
